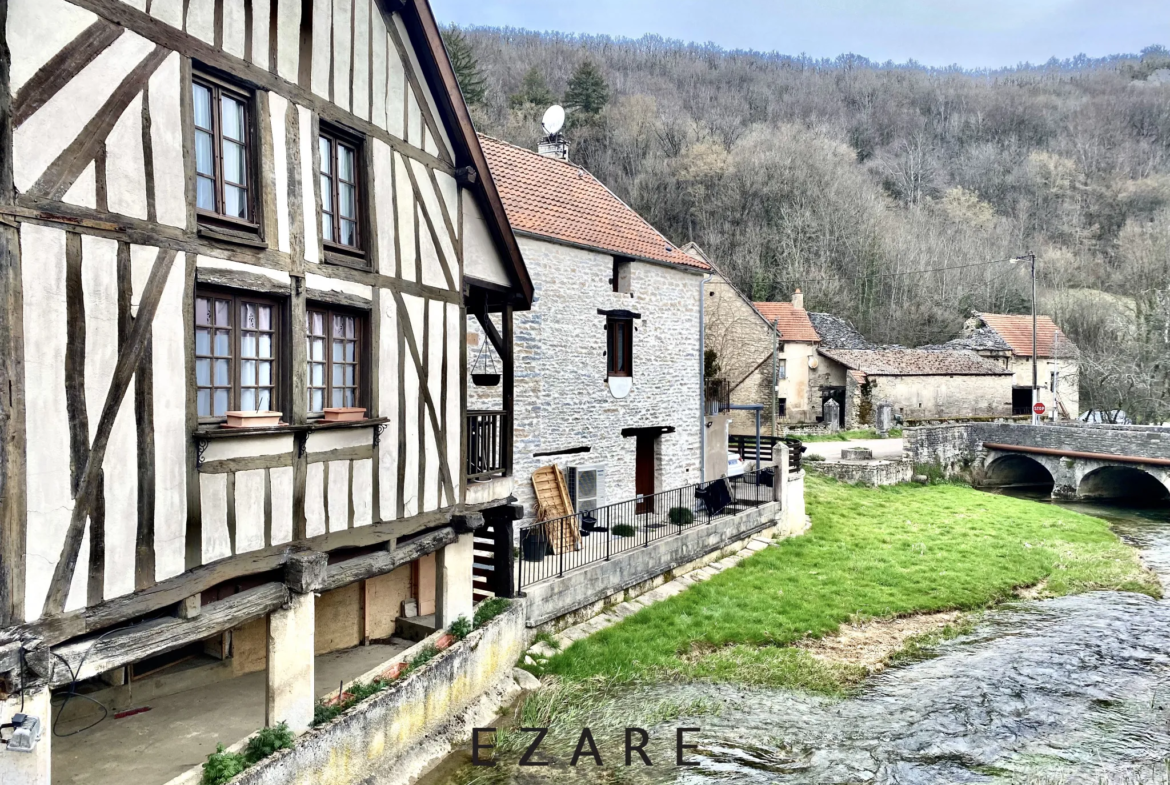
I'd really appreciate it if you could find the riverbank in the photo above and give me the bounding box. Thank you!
[538,475,1159,693]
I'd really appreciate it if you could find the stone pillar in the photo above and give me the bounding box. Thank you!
[268,551,326,735]
[0,685,51,784]
[823,399,840,432]
[876,402,894,437]
[775,443,790,505]
[435,532,475,629]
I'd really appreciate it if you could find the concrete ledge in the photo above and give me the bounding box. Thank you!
[232,604,527,785]
[464,475,515,507]
[522,501,784,628]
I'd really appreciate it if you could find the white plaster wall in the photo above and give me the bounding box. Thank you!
[21,225,73,621]
[305,462,326,537]
[185,0,215,44]
[504,238,704,522]
[392,14,452,159]
[327,460,350,531]
[150,0,184,27]
[304,272,371,300]
[352,0,370,120]
[235,469,267,553]
[385,27,406,140]
[298,104,320,264]
[310,0,331,98]
[331,0,353,111]
[371,10,389,131]
[149,52,187,228]
[275,0,302,82]
[412,159,456,289]
[445,303,462,506]
[425,300,445,510]
[105,93,149,220]
[250,0,271,68]
[374,141,396,277]
[352,458,373,527]
[270,466,295,544]
[154,257,188,581]
[13,31,154,192]
[378,292,399,518]
[269,93,293,253]
[200,473,231,562]
[395,153,417,281]
[7,0,96,94]
[401,294,422,517]
[63,162,97,209]
[222,0,247,59]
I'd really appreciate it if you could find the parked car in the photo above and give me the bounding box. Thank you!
[727,452,745,478]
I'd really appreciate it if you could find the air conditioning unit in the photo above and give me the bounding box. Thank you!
[567,466,605,514]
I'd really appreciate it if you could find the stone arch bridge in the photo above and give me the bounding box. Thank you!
[908,422,1170,504]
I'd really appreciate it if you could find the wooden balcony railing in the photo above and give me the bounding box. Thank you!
[466,410,510,481]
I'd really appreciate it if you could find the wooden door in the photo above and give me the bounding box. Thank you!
[635,435,656,514]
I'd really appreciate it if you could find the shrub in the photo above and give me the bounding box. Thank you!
[243,722,293,764]
[408,645,439,673]
[448,615,473,641]
[805,453,826,462]
[611,524,637,537]
[668,507,695,526]
[202,744,247,785]
[474,597,511,628]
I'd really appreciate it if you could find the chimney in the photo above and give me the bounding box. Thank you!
[538,137,569,162]
[792,288,804,310]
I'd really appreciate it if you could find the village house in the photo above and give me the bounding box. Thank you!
[922,312,1080,419]
[706,289,1018,428]
[0,1,533,782]
[697,258,819,434]
[473,136,709,525]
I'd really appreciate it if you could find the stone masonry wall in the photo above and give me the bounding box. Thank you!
[502,238,704,521]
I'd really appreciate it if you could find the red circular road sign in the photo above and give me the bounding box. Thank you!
[1033,402,1046,415]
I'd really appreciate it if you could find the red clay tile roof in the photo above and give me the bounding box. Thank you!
[819,348,1013,376]
[753,302,821,343]
[976,313,1075,358]
[478,136,708,271]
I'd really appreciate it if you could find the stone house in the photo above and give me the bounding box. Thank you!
[0,1,533,780]
[475,137,709,522]
[812,349,1015,428]
[698,266,820,434]
[923,313,1080,419]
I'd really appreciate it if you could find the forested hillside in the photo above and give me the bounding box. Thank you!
[446,28,1170,422]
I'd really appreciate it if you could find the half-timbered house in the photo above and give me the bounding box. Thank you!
[0,0,531,779]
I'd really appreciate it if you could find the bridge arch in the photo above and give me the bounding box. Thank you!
[984,454,1056,494]
[1078,466,1170,505]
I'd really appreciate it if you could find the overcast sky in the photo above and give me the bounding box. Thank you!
[431,0,1168,69]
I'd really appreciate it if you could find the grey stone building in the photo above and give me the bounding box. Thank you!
[475,137,710,521]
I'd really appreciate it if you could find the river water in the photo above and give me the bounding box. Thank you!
[426,496,1170,785]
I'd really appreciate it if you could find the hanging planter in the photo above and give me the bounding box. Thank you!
[470,335,501,387]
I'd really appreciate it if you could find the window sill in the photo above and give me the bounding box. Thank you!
[198,223,268,250]
[194,416,389,440]
[323,247,371,270]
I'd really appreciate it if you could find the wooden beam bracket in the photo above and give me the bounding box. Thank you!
[285,551,328,595]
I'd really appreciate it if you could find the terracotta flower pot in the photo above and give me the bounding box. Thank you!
[380,661,408,681]
[435,633,456,651]
[224,411,283,428]
[323,407,367,422]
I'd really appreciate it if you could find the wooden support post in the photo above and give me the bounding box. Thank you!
[266,591,314,735]
[176,593,201,619]
[501,304,514,476]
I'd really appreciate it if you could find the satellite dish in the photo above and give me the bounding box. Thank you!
[541,105,565,136]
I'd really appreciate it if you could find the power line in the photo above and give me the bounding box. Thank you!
[765,256,1020,287]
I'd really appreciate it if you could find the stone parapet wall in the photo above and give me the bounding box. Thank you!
[233,604,528,785]
[810,460,913,487]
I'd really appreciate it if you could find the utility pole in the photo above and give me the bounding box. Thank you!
[1012,252,1039,425]
[772,318,779,437]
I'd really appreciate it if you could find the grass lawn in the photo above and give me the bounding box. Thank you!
[798,428,903,442]
[541,475,1158,694]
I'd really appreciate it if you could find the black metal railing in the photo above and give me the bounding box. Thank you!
[705,378,731,414]
[466,410,509,481]
[517,469,776,589]
[729,435,804,472]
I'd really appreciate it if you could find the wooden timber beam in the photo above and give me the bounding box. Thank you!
[320,526,456,593]
[473,309,505,357]
[37,583,288,688]
[2,510,458,648]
